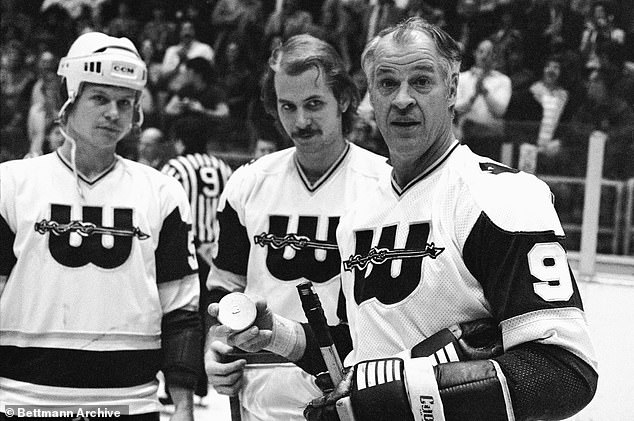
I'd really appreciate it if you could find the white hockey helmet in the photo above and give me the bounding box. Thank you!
[58,32,147,102]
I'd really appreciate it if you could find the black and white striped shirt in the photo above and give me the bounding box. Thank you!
[162,153,232,244]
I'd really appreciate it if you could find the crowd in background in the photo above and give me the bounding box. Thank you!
[1,0,634,181]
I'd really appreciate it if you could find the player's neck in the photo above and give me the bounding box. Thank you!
[295,138,347,184]
[59,141,117,180]
[391,133,454,188]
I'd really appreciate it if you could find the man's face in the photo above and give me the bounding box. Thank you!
[368,33,456,159]
[474,39,494,70]
[274,66,346,152]
[66,83,137,148]
[254,139,278,158]
[180,22,195,44]
[543,60,561,85]
[138,132,161,162]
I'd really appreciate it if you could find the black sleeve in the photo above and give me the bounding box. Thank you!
[463,212,584,321]
[0,214,16,276]
[161,309,204,389]
[495,342,597,421]
[436,342,598,421]
[155,207,197,284]
[213,201,250,276]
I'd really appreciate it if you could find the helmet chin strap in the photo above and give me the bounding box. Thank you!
[58,124,85,202]
[130,105,144,138]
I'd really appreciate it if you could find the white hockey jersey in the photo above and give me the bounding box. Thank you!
[209,142,391,420]
[337,142,597,372]
[0,152,199,412]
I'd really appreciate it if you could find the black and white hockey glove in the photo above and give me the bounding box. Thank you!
[304,318,503,421]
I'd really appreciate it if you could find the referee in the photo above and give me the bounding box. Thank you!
[161,119,233,403]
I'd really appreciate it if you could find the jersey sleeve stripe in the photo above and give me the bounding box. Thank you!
[0,214,17,276]
[213,201,250,276]
[155,207,197,284]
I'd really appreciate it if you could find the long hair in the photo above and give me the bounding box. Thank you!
[261,34,359,136]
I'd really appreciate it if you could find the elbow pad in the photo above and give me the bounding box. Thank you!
[162,309,203,389]
[436,343,599,421]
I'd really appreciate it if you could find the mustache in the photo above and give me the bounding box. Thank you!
[292,127,321,137]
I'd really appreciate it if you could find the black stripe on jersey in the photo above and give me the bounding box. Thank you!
[0,214,17,276]
[155,207,197,284]
[294,143,350,193]
[213,202,250,276]
[0,345,160,388]
[391,141,459,197]
[463,211,584,321]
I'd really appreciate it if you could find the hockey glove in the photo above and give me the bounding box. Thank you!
[304,318,503,421]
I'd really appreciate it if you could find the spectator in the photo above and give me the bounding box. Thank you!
[216,35,260,146]
[210,0,264,64]
[31,4,75,57]
[164,57,230,148]
[263,0,330,49]
[251,117,285,159]
[526,0,585,73]
[562,64,634,179]
[362,0,407,45]
[104,0,140,41]
[490,4,524,73]
[179,1,214,45]
[506,54,571,174]
[139,37,164,90]
[455,38,512,160]
[27,50,63,157]
[455,0,500,65]
[349,114,389,157]
[74,4,100,35]
[0,0,34,46]
[140,3,178,59]
[579,0,627,69]
[503,45,537,94]
[320,0,352,71]
[282,10,328,41]
[160,20,215,93]
[137,127,168,169]
[1,39,36,160]
[252,137,280,159]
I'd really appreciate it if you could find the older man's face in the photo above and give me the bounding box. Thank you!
[368,32,456,160]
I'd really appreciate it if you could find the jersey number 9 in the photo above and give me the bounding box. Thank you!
[528,242,573,302]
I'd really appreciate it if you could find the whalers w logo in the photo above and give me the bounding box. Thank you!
[254,215,340,283]
[346,222,444,305]
[35,204,149,269]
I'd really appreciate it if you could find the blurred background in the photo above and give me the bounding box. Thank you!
[2,0,633,419]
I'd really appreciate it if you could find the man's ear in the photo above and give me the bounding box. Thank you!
[339,94,351,114]
[447,72,459,108]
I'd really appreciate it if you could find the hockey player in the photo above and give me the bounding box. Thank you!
[204,34,391,420]
[0,32,202,419]
[208,18,598,421]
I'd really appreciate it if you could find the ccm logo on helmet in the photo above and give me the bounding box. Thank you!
[113,63,135,74]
